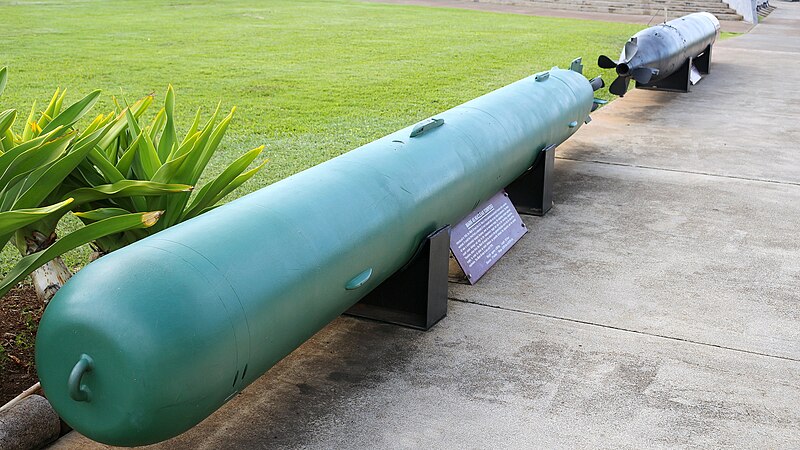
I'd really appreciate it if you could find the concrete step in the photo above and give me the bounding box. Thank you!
[510,0,743,20]
[486,0,743,21]
[544,3,739,15]
[543,0,735,6]
[529,0,734,12]
[758,4,777,16]
[511,1,743,19]
[514,0,735,6]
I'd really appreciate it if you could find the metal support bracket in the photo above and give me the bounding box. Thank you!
[694,44,712,75]
[637,56,693,93]
[505,144,556,216]
[345,225,450,331]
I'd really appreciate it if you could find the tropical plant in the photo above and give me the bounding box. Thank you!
[0,67,190,300]
[71,85,267,254]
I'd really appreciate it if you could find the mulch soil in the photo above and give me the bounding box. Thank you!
[0,283,43,405]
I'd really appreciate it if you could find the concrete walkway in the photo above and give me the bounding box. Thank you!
[365,0,755,33]
[52,3,800,449]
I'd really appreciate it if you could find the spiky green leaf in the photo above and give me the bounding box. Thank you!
[0,132,74,193]
[61,180,191,206]
[53,89,67,117]
[157,85,177,161]
[148,108,166,144]
[73,207,130,222]
[0,128,64,186]
[40,90,101,135]
[12,128,105,210]
[21,102,38,141]
[96,95,153,151]
[87,147,125,183]
[115,134,142,176]
[151,150,190,185]
[134,130,162,180]
[190,108,235,185]
[0,109,16,137]
[183,146,264,220]
[0,67,7,98]
[156,106,220,227]
[176,108,202,154]
[0,199,73,236]
[0,211,163,297]
[210,159,267,206]
[38,88,62,130]
[78,112,111,140]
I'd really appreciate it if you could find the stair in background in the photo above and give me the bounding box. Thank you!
[758,2,777,18]
[477,0,744,21]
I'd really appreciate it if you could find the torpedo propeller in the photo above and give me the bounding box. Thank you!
[598,38,657,97]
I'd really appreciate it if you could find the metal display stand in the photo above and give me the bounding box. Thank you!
[637,57,693,93]
[694,44,712,75]
[345,225,450,330]
[505,144,557,216]
[637,44,712,93]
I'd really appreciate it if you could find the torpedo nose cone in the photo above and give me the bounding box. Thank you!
[697,11,721,31]
[35,245,241,446]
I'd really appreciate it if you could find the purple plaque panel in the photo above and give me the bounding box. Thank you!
[450,190,528,284]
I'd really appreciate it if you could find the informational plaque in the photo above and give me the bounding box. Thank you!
[450,190,528,284]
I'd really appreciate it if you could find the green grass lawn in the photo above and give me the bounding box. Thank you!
[0,0,644,274]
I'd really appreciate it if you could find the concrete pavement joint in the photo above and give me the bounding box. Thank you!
[448,296,800,364]
[556,155,800,187]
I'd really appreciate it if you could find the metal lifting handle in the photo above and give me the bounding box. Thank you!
[410,118,444,138]
[345,268,373,290]
[68,354,94,402]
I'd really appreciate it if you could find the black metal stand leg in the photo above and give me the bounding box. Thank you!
[695,44,712,75]
[345,226,450,330]
[637,57,692,93]
[505,144,556,216]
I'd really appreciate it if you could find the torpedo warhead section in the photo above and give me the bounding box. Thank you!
[599,12,721,97]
